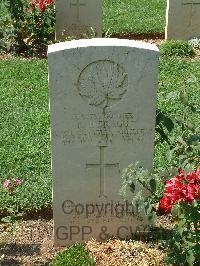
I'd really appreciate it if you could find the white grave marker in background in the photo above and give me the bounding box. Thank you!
[48,38,159,246]
[165,0,200,40]
[55,0,102,40]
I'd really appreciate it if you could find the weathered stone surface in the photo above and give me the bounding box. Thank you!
[55,0,102,40]
[165,0,200,40]
[48,38,159,246]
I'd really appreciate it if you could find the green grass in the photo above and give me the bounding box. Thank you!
[155,58,200,169]
[158,58,200,120]
[0,59,51,213]
[103,0,166,34]
[0,56,199,213]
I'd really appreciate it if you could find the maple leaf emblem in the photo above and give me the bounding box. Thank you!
[78,60,128,108]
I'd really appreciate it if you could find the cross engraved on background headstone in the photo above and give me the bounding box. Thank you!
[70,0,86,22]
[182,0,200,30]
[86,146,120,198]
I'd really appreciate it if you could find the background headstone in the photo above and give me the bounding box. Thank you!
[55,0,102,40]
[165,0,200,40]
[48,38,159,246]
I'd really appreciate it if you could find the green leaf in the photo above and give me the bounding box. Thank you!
[188,135,200,145]
[156,126,170,143]
[130,182,135,194]
[192,200,198,208]
[6,207,15,213]
[156,111,174,132]
[180,90,189,106]
[147,211,156,225]
[177,225,184,236]
[1,216,13,223]
[149,178,157,192]
[186,74,197,84]
[89,255,95,266]
[186,250,195,266]
[189,104,198,112]
[165,91,179,101]
[144,200,152,215]
[172,204,181,218]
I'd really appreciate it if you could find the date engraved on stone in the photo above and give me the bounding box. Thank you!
[77,60,128,108]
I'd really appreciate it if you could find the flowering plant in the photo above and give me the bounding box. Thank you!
[2,178,23,223]
[159,168,200,213]
[31,0,54,12]
[1,0,55,53]
[159,169,200,266]
[3,178,22,193]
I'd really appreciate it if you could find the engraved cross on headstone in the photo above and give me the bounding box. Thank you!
[182,0,200,29]
[86,146,120,198]
[70,0,86,22]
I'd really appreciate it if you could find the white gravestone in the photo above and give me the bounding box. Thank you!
[55,0,102,40]
[165,0,200,40]
[48,38,159,246]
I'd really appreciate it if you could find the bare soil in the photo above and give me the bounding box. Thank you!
[0,214,173,266]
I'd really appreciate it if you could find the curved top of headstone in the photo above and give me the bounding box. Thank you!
[48,38,159,54]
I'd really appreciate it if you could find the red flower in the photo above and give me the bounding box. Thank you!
[159,197,172,213]
[30,0,54,12]
[186,169,200,183]
[159,168,200,213]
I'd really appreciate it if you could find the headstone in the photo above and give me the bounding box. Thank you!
[55,0,102,40]
[165,0,200,40]
[48,38,159,246]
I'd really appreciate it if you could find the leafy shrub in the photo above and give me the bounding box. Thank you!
[121,164,200,265]
[0,0,55,53]
[120,162,164,225]
[50,243,95,266]
[1,178,24,223]
[156,81,200,170]
[160,40,195,57]
[121,79,200,264]
[0,0,13,51]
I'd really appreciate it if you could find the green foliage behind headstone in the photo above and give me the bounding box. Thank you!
[160,40,195,57]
